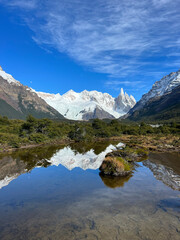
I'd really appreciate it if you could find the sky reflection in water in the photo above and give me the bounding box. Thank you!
[0,142,180,240]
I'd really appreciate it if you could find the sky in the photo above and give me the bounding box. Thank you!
[0,0,180,100]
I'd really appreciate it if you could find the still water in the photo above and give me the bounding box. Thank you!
[0,142,180,240]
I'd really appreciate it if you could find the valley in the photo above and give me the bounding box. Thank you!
[1,1,180,239]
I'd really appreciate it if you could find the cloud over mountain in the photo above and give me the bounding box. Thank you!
[1,0,180,79]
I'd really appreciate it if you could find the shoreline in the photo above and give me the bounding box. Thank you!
[0,134,179,154]
[0,139,74,154]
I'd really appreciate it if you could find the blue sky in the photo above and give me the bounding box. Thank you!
[0,0,180,100]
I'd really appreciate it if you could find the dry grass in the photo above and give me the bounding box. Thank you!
[108,135,180,152]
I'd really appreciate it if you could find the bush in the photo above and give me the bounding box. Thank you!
[0,115,179,149]
[29,133,48,143]
[9,137,20,148]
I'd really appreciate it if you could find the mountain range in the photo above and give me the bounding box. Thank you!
[37,88,136,120]
[0,66,136,120]
[0,65,179,121]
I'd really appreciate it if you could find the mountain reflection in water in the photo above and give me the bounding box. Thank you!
[144,152,180,191]
[0,144,180,240]
[0,141,124,189]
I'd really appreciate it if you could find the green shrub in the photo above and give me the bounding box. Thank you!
[29,133,48,143]
[9,137,20,148]
[0,115,179,149]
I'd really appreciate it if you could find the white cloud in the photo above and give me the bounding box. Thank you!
[106,80,142,86]
[1,0,180,78]
[0,0,37,9]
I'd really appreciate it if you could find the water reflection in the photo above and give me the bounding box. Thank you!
[0,145,64,190]
[1,144,180,191]
[144,152,180,191]
[99,172,133,188]
[0,145,180,240]
[47,143,124,170]
[0,142,123,189]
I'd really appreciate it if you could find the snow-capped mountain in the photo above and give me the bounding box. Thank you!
[0,65,135,120]
[0,66,21,86]
[0,66,64,119]
[130,69,180,113]
[37,88,136,120]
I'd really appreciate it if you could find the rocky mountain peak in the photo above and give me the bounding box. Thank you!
[0,68,64,119]
[38,88,136,120]
[130,69,180,113]
[0,67,136,120]
[120,88,124,96]
[114,88,136,114]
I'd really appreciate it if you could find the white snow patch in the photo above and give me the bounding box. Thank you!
[139,70,180,107]
[37,89,136,120]
[0,67,21,86]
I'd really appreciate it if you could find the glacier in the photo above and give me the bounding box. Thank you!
[37,89,136,120]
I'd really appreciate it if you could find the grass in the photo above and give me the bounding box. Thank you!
[117,157,131,171]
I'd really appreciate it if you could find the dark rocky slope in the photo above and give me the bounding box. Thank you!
[82,106,115,120]
[0,72,64,120]
[128,85,180,122]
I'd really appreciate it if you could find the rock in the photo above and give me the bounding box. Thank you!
[99,146,149,177]
[99,156,132,177]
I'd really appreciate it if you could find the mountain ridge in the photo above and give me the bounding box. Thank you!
[1,65,179,122]
[37,88,136,120]
[129,69,180,114]
[127,69,180,122]
[0,66,136,120]
[0,66,64,120]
